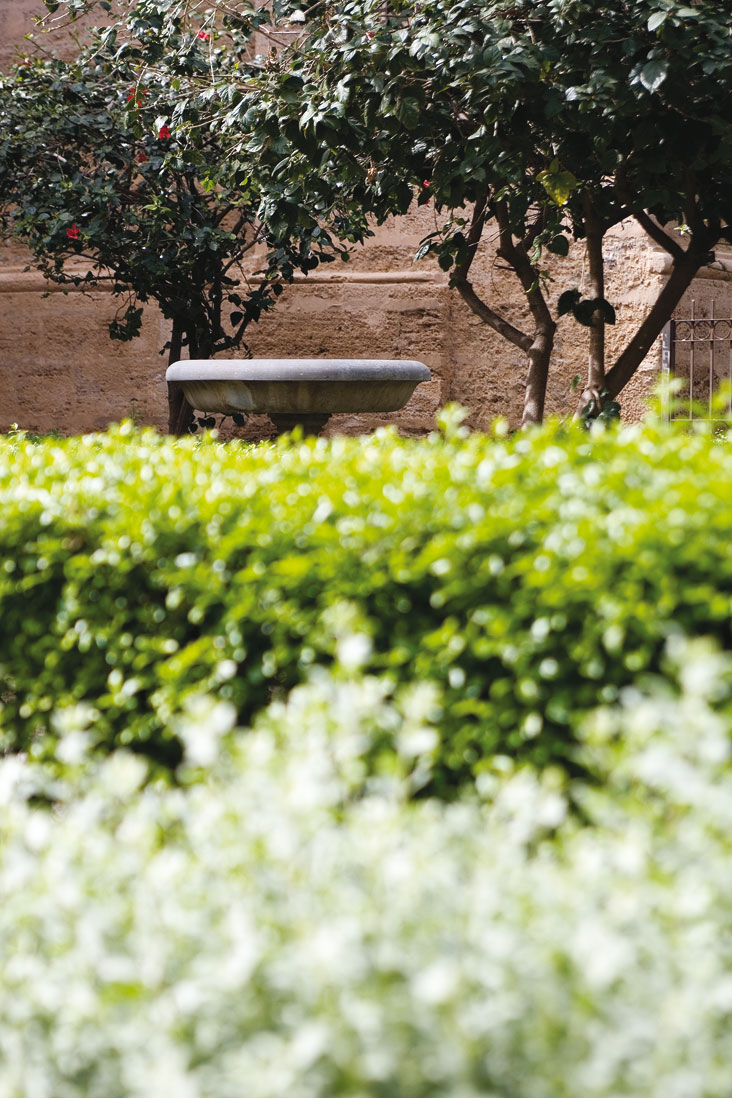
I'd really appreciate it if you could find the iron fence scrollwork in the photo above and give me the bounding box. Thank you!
[661,299,732,420]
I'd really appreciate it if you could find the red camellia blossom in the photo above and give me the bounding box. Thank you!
[423,179,430,188]
[158,124,172,139]
[197,30,211,40]
[137,152,149,164]
[66,224,80,240]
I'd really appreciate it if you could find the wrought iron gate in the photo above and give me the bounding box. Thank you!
[662,300,732,419]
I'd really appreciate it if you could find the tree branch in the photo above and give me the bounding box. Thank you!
[453,279,533,353]
[494,199,554,330]
[451,192,533,354]
[520,208,546,253]
[633,209,685,261]
[682,170,705,238]
[614,161,685,260]
[454,190,488,277]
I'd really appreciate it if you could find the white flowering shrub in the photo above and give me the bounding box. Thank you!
[1,642,732,1098]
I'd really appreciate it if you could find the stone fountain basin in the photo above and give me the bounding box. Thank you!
[165,358,431,416]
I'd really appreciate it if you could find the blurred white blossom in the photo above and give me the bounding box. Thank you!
[1,642,732,1097]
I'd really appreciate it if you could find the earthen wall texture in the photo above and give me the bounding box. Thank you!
[2,0,732,437]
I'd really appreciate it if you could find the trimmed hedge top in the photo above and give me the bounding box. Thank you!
[1,414,731,786]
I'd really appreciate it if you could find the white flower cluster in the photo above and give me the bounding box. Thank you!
[1,642,732,1098]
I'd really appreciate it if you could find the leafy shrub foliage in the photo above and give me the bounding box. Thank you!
[1,415,732,785]
[2,641,732,1097]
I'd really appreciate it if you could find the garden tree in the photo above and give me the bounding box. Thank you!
[42,0,732,424]
[0,10,358,433]
[244,0,732,423]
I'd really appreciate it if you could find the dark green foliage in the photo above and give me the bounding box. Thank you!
[245,0,732,416]
[0,10,363,434]
[32,0,732,422]
[558,290,616,329]
[2,416,732,789]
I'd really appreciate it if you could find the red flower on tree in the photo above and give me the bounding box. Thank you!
[196,30,211,40]
[137,151,149,164]
[158,124,172,139]
[66,224,80,239]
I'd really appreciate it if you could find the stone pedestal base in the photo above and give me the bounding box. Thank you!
[268,412,331,436]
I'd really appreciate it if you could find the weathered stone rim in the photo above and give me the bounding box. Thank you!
[166,358,432,384]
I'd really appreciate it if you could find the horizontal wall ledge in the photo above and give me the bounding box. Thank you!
[648,251,732,282]
[0,266,444,294]
[0,267,116,294]
[290,270,443,285]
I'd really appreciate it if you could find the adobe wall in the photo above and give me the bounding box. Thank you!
[2,0,731,437]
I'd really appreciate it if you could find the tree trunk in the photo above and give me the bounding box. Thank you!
[494,199,556,427]
[167,318,194,435]
[522,324,555,427]
[576,197,606,417]
[603,244,708,401]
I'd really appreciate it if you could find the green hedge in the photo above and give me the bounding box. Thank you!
[1,414,731,786]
